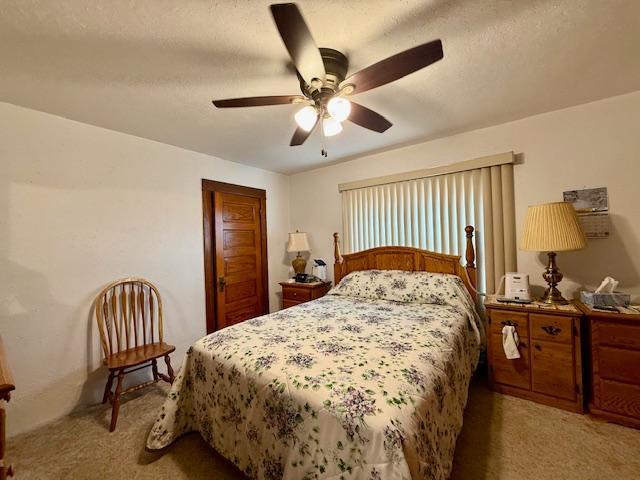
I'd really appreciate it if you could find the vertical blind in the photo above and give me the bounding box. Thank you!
[341,163,517,294]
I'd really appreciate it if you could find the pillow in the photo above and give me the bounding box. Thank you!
[329,269,484,348]
[328,269,470,306]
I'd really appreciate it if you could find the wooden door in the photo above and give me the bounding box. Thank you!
[531,340,576,400]
[530,314,576,401]
[202,180,268,332]
[489,332,531,390]
[488,310,531,390]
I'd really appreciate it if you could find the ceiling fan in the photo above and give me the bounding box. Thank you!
[212,3,444,156]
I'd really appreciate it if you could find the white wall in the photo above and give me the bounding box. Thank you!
[0,102,290,435]
[290,91,640,302]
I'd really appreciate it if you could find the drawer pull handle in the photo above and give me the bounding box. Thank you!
[535,344,542,351]
[501,320,518,327]
[542,325,561,336]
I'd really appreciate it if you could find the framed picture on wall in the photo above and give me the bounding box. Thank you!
[563,187,610,238]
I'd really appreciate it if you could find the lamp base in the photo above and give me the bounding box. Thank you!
[291,253,307,275]
[539,286,569,305]
[540,251,569,305]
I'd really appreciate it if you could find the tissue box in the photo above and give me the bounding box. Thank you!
[581,291,631,308]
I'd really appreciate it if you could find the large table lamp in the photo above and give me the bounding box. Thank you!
[287,231,311,275]
[520,201,586,305]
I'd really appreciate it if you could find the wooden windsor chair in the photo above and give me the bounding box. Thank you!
[95,277,175,431]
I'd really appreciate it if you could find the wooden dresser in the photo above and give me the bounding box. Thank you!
[578,302,640,428]
[485,296,585,413]
[279,281,331,309]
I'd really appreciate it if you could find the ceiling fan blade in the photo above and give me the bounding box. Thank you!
[348,102,392,133]
[270,3,326,86]
[290,116,319,146]
[341,40,443,95]
[212,95,304,108]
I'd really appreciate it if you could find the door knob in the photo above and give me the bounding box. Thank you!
[218,277,226,292]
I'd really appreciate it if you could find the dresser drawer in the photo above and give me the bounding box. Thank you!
[489,333,531,390]
[531,314,573,344]
[282,286,312,302]
[489,310,529,336]
[596,320,640,350]
[600,379,640,419]
[598,346,640,384]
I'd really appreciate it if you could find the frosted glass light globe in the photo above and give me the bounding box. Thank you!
[322,117,343,137]
[327,97,351,122]
[294,106,318,131]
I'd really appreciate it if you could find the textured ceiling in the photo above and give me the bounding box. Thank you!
[1,0,640,174]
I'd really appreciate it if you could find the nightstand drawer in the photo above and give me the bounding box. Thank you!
[489,310,529,336]
[599,346,640,384]
[531,314,573,344]
[282,299,301,309]
[282,286,313,301]
[596,321,640,350]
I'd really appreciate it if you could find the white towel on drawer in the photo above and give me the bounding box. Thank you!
[502,325,521,360]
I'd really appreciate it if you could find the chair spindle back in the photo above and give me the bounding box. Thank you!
[95,278,164,360]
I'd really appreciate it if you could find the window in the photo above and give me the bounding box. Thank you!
[340,156,517,293]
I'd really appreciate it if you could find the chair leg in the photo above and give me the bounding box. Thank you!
[102,371,114,404]
[152,359,159,382]
[164,355,175,384]
[109,369,125,432]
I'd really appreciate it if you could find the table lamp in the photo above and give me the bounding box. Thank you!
[287,231,310,275]
[520,201,586,304]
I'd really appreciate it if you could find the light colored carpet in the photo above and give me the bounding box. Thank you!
[8,377,640,479]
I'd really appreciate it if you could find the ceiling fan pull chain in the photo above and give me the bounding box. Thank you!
[321,118,328,157]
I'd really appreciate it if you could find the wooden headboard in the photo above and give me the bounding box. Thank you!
[333,225,477,296]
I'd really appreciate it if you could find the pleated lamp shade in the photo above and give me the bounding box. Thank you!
[520,202,587,252]
[287,231,310,253]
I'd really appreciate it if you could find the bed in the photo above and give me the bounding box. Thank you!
[147,227,483,480]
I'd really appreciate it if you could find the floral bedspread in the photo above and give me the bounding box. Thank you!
[147,271,482,480]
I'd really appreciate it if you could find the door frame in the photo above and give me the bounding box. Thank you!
[202,179,269,333]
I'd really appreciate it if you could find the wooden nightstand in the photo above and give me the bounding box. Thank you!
[279,281,331,309]
[485,295,585,413]
[578,301,640,428]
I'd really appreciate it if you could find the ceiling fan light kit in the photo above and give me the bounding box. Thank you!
[212,3,444,156]
[322,116,343,137]
[327,97,351,122]
[294,105,318,131]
